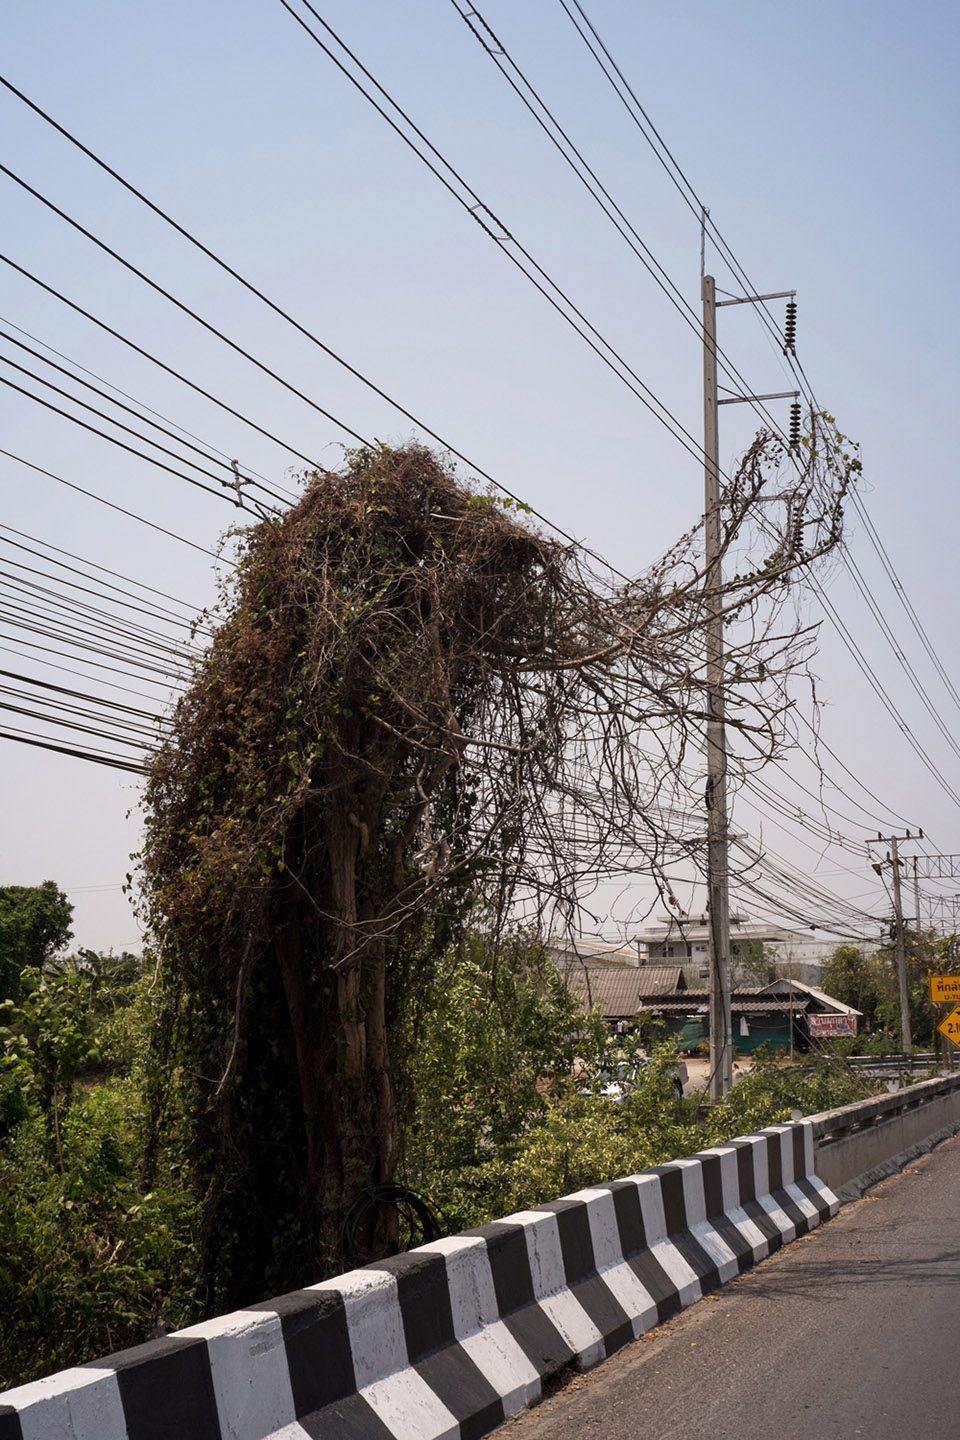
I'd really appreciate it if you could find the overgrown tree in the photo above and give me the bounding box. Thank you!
[141,434,855,1306]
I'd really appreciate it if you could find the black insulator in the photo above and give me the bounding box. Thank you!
[783,300,797,353]
[789,400,802,450]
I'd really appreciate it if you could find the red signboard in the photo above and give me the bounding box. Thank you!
[808,1012,858,1038]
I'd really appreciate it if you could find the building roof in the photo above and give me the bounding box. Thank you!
[639,919,794,946]
[563,964,685,1018]
[759,977,863,1017]
[642,999,800,1015]
[549,938,639,965]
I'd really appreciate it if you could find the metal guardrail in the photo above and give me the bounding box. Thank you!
[843,1052,940,1073]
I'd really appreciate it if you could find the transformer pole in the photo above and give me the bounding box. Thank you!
[702,273,733,1101]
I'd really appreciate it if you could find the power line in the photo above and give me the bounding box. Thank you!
[0,571,199,662]
[449,0,794,451]
[0,448,234,564]
[0,329,285,512]
[0,80,615,568]
[0,641,177,703]
[0,526,207,626]
[0,313,301,503]
[0,160,376,461]
[557,0,960,837]
[850,490,960,719]
[0,723,147,773]
[274,4,721,482]
[0,363,272,518]
[0,255,323,476]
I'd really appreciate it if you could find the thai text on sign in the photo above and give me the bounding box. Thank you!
[929,975,960,1004]
[808,1013,857,1038]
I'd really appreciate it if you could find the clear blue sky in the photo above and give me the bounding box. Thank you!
[1,0,958,949]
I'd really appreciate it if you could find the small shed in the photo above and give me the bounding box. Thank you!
[759,978,862,1042]
[642,993,801,1055]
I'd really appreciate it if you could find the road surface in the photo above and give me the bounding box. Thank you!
[504,1132,960,1440]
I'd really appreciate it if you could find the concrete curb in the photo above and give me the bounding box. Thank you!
[832,1119,960,1203]
[0,1121,837,1440]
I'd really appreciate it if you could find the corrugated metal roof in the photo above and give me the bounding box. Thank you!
[645,999,799,1015]
[759,978,862,1017]
[563,965,685,1017]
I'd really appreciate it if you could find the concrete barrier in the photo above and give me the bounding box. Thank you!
[0,1121,836,1440]
[810,1070,960,1197]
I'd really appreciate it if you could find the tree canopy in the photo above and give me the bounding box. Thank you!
[0,882,73,1003]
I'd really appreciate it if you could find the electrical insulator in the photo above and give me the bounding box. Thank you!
[783,299,797,354]
[789,400,802,451]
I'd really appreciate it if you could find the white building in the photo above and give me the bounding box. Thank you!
[636,914,872,985]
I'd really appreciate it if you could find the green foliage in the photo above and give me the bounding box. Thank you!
[0,967,97,1164]
[732,938,778,987]
[877,930,960,1047]
[421,1043,701,1230]
[0,966,201,1389]
[404,934,581,1191]
[0,918,888,1390]
[0,1079,199,1388]
[0,882,73,1003]
[820,945,886,1032]
[703,1050,877,1142]
[404,945,702,1232]
[821,934,960,1047]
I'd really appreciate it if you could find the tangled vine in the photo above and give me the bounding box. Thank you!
[140,427,856,1304]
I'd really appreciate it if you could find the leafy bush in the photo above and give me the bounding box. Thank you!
[703,1049,878,1145]
[0,1078,200,1388]
[0,965,201,1389]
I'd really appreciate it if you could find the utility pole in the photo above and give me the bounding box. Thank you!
[700,273,798,1099]
[913,856,921,929]
[871,831,921,1055]
[889,837,912,1055]
[702,274,733,1102]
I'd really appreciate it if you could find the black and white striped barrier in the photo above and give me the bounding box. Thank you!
[0,1121,837,1440]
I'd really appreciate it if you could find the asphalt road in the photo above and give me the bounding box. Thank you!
[504,1133,960,1440]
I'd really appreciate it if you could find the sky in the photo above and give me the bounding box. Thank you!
[1,0,958,952]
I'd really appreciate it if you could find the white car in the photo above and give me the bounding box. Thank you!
[590,1057,688,1102]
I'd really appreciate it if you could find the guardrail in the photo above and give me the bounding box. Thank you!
[809,1070,960,1194]
[6,1078,960,1440]
[0,1122,838,1440]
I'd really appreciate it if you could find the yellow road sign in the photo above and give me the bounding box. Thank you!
[930,975,960,1004]
[937,1004,960,1048]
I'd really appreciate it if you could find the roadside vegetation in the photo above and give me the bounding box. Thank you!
[1,912,883,1390]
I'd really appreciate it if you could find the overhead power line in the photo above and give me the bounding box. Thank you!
[0,448,234,564]
[0,75,616,572]
[0,525,207,627]
[0,313,301,504]
[0,366,271,519]
[0,724,148,773]
[0,256,323,475]
[0,328,286,512]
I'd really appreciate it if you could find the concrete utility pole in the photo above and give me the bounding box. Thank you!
[913,857,921,929]
[702,274,733,1102]
[889,837,912,1055]
[871,831,921,1055]
[701,266,799,1099]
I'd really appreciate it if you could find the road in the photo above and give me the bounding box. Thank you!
[504,1132,960,1440]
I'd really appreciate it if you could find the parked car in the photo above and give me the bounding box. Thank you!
[587,1056,688,1103]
